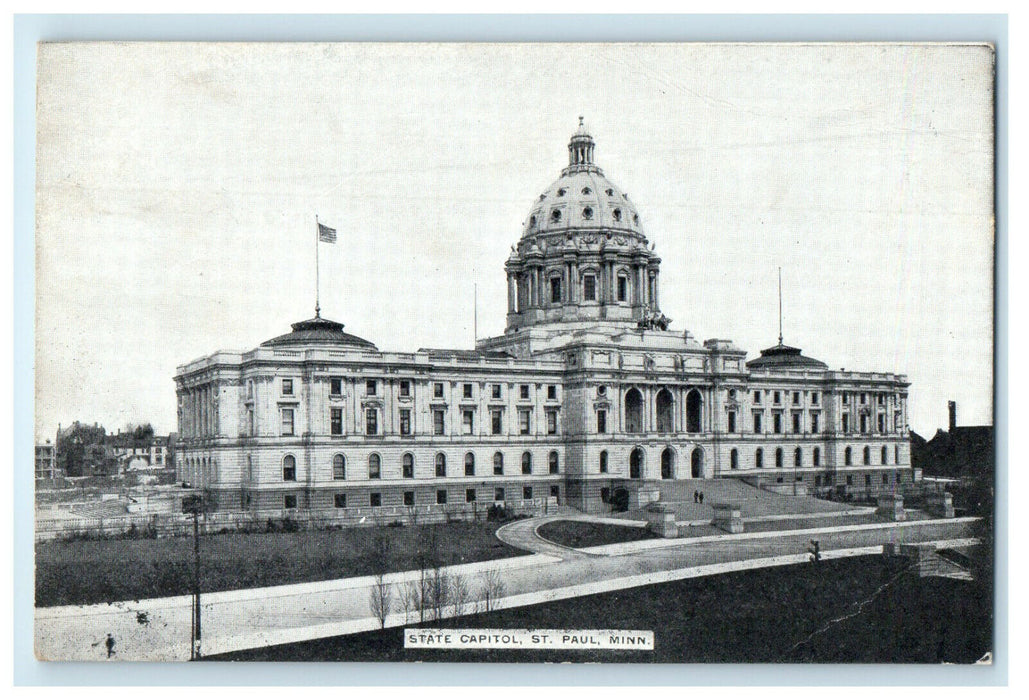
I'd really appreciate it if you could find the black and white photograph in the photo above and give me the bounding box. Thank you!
[30,40,996,667]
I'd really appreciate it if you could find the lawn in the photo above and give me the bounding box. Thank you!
[215,554,992,664]
[535,520,657,549]
[35,521,523,607]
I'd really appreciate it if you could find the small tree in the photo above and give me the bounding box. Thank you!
[479,567,505,613]
[402,580,421,624]
[369,572,393,629]
[450,573,471,619]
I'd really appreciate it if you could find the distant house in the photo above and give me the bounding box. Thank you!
[35,441,62,482]
[912,401,993,478]
[107,431,171,472]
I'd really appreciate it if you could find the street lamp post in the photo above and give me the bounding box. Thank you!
[182,494,204,660]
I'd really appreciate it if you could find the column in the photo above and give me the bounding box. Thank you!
[507,272,517,313]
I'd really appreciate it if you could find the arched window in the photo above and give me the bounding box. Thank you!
[863,446,871,466]
[813,447,821,467]
[493,452,503,475]
[794,447,802,468]
[881,445,888,465]
[730,448,739,470]
[691,447,704,478]
[625,388,643,433]
[656,389,674,433]
[282,454,296,481]
[686,389,702,433]
[756,448,764,469]
[630,447,644,478]
[845,447,852,466]
[661,447,674,479]
[465,452,475,476]
[600,450,609,473]
[521,452,532,475]
[332,454,346,480]
[775,448,784,469]
[435,453,446,477]
[549,451,560,474]
[402,453,414,478]
[368,453,381,479]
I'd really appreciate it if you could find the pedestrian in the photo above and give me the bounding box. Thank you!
[699,492,704,505]
[693,490,699,503]
[105,634,115,658]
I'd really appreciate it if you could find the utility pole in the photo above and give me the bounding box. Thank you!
[183,494,204,659]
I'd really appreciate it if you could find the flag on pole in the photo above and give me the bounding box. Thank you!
[318,222,337,244]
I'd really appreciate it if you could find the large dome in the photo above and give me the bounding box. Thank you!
[521,118,643,239]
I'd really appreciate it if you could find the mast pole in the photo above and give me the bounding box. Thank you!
[778,266,783,345]
[315,215,321,317]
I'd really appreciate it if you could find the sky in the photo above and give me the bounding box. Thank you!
[34,42,994,441]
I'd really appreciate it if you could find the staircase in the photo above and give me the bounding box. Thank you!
[644,478,853,518]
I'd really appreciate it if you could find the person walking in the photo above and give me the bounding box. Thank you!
[693,490,699,503]
[698,492,704,505]
[105,634,115,658]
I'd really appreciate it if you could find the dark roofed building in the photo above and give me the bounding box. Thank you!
[913,401,993,478]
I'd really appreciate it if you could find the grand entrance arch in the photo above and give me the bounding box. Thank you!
[690,447,704,478]
[660,447,675,479]
[625,388,643,434]
[655,389,674,433]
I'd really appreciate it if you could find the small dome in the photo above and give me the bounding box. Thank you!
[262,316,377,350]
[746,343,828,370]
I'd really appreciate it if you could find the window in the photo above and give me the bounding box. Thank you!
[523,486,533,500]
[520,384,530,400]
[877,414,885,433]
[730,449,739,470]
[583,274,596,301]
[863,446,871,465]
[547,385,557,400]
[493,452,503,475]
[546,410,558,435]
[860,393,867,405]
[332,454,346,480]
[773,391,781,404]
[794,448,802,468]
[466,489,477,502]
[436,490,448,505]
[617,275,628,302]
[895,445,900,464]
[811,391,820,405]
[775,448,784,469]
[370,493,381,507]
[865,474,872,487]
[550,485,560,499]
[330,407,343,435]
[600,450,609,473]
[843,394,850,404]
[465,452,476,476]
[365,409,378,435]
[282,378,293,396]
[756,448,764,469]
[399,380,411,397]
[878,393,885,405]
[845,447,852,466]
[246,407,254,436]
[521,452,532,475]
[402,453,414,479]
[549,451,559,474]
[727,411,737,433]
[433,382,444,398]
[280,408,295,436]
[811,413,820,433]
[491,409,503,435]
[433,410,445,436]
[753,390,762,404]
[519,409,531,435]
[494,488,505,501]
[330,377,342,396]
[368,454,381,479]
[463,383,473,399]
[601,487,611,503]
[881,445,888,464]
[334,493,346,508]
[246,379,254,399]
[793,392,801,405]
[792,413,801,434]
[435,453,446,477]
[282,455,296,481]
[883,473,889,485]
[404,491,414,506]
[366,380,377,396]
[860,415,869,433]
[284,494,297,509]
[625,388,644,433]
[842,414,850,433]
[462,410,474,435]
[597,409,607,434]
[550,276,562,303]
[597,385,607,397]
[773,413,782,434]
[491,384,502,399]
[813,447,821,467]
[753,412,763,434]
[846,475,853,486]
[399,408,412,436]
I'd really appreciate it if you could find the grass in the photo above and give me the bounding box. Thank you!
[35,521,523,607]
[535,520,657,549]
[214,554,992,664]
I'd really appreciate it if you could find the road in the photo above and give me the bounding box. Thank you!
[34,516,979,661]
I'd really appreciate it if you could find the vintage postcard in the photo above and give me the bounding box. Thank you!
[33,42,995,665]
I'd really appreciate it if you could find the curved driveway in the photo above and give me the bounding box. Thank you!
[496,515,647,559]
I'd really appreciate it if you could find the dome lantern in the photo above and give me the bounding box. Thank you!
[566,116,598,173]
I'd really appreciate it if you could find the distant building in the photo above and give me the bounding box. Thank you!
[35,441,61,482]
[107,431,171,472]
[912,401,993,478]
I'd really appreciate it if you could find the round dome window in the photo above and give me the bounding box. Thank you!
[557,188,566,197]
[551,209,562,222]
[582,187,592,195]
[612,208,622,222]
[633,214,640,224]
[606,188,614,196]
[582,207,593,220]
[529,215,537,227]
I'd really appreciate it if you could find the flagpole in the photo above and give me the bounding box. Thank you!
[315,215,321,318]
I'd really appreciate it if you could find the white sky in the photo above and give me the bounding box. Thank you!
[34,42,994,441]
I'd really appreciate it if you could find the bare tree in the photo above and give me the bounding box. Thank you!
[478,567,506,613]
[402,580,421,624]
[366,529,394,628]
[427,565,451,621]
[450,573,471,618]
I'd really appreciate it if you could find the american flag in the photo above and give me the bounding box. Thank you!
[318,222,337,243]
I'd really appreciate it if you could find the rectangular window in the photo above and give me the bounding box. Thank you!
[811,391,820,405]
[519,409,531,435]
[399,409,412,436]
[600,452,609,473]
[334,493,346,508]
[491,384,502,399]
[330,407,343,436]
[792,413,801,434]
[436,490,448,505]
[597,409,607,434]
[550,277,562,303]
[520,384,530,400]
[547,385,557,400]
[583,274,596,301]
[846,475,853,486]
[283,464,296,482]
[284,494,297,509]
[282,378,293,396]
[883,473,889,485]
[280,408,295,436]
[860,393,867,405]
[773,413,782,434]
[246,407,254,436]
[811,413,820,433]
[843,394,850,404]
[865,474,872,486]
[617,276,627,302]
[366,380,377,396]
[365,409,378,435]
[546,410,558,435]
[246,379,254,399]
[753,390,762,404]
[860,414,869,434]
[433,382,444,398]
[491,409,503,435]
[793,392,801,405]
[370,493,381,507]
[433,410,445,436]
[462,410,474,435]
[403,491,414,506]
[330,377,342,396]
[877,414,885,433]
[523,486,533,500]
[753,413,762,434]
[399,380,411,397]
[727,411,736,433]
[463,383,473,399]
[494,487,505,502]
[550,485,560,499]
[773,391,781,404]
[466,489,476,503]
[842,414,850,433]
[878,393,885,405]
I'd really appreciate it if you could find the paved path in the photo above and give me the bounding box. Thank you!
[34,517,979,662]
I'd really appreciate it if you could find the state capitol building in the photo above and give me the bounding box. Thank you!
[175,121,913,517]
